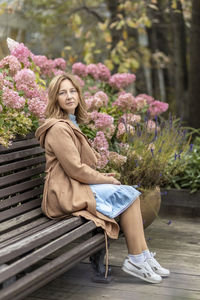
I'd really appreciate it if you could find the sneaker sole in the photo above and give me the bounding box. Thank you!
[122,265,162,284]
[156,272,170,278]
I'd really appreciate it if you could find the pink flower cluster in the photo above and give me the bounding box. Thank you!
[3,78,14,89]
[85,91,108,111]
[53,58,66,70]
[97,63,111,81]
[14,68,37,97]
[14,68,36,87]
[86,64,99,80]
[31,54,66,77]
[112,93,135,111]
[2,86,25,109]
[0,73,4,89]
[0,55,21,76]
[134,96,148,111]
[136,94,154,104]
[91,111,114,130]
[92,131,109,152]
[73,75,85,87]
[104,124,116,139]
[88,86,98,92]
[117,123,135,139]
[148,101,169,117]
[72,62,87,77]
[120,113,141,125]
[96,150,109,169]
[11,43,31,67]
[72,62,111,81]
[109,151,127,167]
[28,97,47,119]
[92,131,109,169]
[109,73,136,90]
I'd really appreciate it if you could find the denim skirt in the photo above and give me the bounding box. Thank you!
[89,184,141,219]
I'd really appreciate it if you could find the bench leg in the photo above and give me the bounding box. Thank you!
[90,230,112,283]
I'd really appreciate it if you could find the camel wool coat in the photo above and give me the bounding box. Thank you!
[35,118,120,239]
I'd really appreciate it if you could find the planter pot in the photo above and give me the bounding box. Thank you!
[160,188,200,217]
[140,186,161,229]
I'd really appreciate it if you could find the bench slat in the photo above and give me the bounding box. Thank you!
[0,221,96,284]
[0,219,59,249]
[0,234,105,300]
[0,187,43,210]
[0,217,51,243]
[0,177,44,199]
[0,165,45,188]
[0,198,41,223]
[0,147,44,164]
[0,217,85,263]
[0,208,43,235]
[0,138,39,154]
[0,156,45,174]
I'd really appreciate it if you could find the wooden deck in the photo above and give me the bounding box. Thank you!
[25,215,200,300]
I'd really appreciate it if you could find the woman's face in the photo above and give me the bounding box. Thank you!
[57,79,79,115]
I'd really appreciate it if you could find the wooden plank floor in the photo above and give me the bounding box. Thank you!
[25,215,200,300]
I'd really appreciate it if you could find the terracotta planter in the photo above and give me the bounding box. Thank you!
[140,186,161,229]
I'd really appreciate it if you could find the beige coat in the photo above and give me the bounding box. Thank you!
[35,118,119,239]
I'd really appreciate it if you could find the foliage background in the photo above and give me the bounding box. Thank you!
[0,0,199,192]
[0,0,200,130]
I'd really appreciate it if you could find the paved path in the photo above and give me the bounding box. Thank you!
[25,216,200,300]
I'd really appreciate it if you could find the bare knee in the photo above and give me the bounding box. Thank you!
[132,196,140,207]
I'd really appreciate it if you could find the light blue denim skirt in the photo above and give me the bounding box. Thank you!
[89,184,141,219]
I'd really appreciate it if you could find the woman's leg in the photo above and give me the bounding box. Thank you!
[120,196,170,281]
[120,196,148,255]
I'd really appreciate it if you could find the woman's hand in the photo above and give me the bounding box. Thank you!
[103,173,121,185]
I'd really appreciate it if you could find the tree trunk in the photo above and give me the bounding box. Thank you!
[147,0,188,117]
[105,0,124,72]
[188,0,200,128]
[147,0,172,101]
[170,0,188,121]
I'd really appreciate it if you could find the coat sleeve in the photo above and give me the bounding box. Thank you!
[46,123,115,185]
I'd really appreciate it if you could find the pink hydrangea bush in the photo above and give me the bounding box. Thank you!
[85,91,108,111]
[97,63,111,81]
[117,122,135,139]
[11,43,31,67]
[0,55,21,76]
[0,40,65,146]
[2,86,25,109]
[148,101,169,117]
[71,61,170,171]
[0,38,171,181]
[109,73,136,90]
[72,62,87,77]
[112,93,135,111]
[72,62,111,82]
[120,113,141,125]
[90,131,109,169]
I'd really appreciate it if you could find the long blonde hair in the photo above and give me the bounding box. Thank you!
[45,73,87,123]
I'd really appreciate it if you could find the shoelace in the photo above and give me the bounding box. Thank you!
[150,252,162,268]
[151,251,156,258]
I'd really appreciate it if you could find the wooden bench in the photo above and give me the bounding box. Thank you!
[0,134,110,300]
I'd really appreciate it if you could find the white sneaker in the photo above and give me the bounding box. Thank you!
[146,252,170,277]
[122,257,162,284]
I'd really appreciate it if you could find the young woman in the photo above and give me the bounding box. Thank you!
[35,73,170,284]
